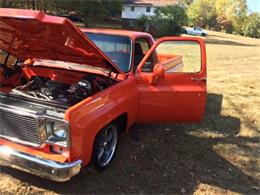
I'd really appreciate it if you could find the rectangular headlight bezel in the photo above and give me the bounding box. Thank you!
[38,117,70,148]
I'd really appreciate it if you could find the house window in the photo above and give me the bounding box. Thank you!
[146,7,151,12]
[131,6,135,11]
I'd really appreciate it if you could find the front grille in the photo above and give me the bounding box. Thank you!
[0,108,40,146]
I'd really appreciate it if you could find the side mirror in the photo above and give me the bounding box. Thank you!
[153,63,165,78]
[147,63,165,85]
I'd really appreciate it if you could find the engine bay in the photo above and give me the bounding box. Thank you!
[0,62,117,107]
[9,74,115,106]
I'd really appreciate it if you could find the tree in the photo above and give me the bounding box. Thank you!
[187,0,217,29]
[243,13,260,38]
[216,15,233,33]
[143,5,188,37]
[215,0,248,34]
[136,15,150,32]
[229,0,248,35]
[187,0,248,34]
[180,0,194,7]
[0,0,122,17]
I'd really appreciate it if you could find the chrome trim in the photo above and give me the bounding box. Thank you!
[0,136,40,148]
[0,145,81,182]
[0,103,70,148]
[128,38,133,72]
[0,103,39,118]
[0,106,41,147]
[166,63,184,73]
[0,103,65,121]
[45,119,70,148]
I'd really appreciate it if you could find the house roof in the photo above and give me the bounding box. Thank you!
[123,0,180,7]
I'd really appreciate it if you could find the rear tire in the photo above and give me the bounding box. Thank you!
[201,33,206,37]
[92,123,119,170]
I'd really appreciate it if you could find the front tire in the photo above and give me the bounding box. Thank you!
[92,123,119,170]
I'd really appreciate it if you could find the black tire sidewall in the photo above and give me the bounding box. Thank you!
[92,123,119,171]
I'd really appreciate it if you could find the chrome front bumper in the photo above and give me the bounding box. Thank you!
[0,146,82,182]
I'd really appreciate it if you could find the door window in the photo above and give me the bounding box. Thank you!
[134,38,151,71]
[140,40,202,74]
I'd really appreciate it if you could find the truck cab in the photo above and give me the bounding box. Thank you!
[83,28,207,123]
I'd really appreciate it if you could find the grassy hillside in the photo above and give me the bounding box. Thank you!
[185,30,260,194]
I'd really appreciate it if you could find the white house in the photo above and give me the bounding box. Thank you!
[121,0,179,27]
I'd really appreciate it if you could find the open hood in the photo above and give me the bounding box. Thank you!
[0,8,122,74]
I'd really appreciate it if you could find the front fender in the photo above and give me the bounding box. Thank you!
[65,76,138,165]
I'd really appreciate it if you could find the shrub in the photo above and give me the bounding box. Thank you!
[243,13,260,38]
[137,5,188,37]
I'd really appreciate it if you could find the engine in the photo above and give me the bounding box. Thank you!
[10,75,113,106]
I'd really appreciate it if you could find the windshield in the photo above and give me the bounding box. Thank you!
[85,33,132,72]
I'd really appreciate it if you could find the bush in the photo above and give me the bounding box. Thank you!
[137,5,188,37]
[136,15,150,32]
[243,13,260,38]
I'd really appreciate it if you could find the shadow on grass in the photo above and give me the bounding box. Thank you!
[206,37,256,47]
[209,33,236,39]
[1,93,259,194]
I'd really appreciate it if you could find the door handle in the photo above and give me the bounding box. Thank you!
[191,77,207,82]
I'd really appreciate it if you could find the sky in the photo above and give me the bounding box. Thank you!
[247,0,260,13]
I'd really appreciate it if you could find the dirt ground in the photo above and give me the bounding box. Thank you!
[0,31,259,194]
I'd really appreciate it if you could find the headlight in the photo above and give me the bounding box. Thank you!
[45,120,69,147]
[53,123,67,140]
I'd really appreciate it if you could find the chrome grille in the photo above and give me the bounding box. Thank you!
[0,108,40,146]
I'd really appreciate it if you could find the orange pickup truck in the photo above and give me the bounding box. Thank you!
[0,9,207,181]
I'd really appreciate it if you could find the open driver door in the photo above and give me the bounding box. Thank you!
[135,37,207,123]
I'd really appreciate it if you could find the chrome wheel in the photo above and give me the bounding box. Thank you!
[96,124,118,167]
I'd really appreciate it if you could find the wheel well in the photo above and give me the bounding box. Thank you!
[88,113,128,165]
[113,113,128,133]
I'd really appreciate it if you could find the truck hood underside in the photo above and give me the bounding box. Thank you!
[0,8,123,74]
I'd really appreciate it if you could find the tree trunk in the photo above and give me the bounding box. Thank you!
[32,0,35,10]
[43,0,47,12]
[26,0,30,9]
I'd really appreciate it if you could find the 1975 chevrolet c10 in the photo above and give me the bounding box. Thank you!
[0,9,207,181]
